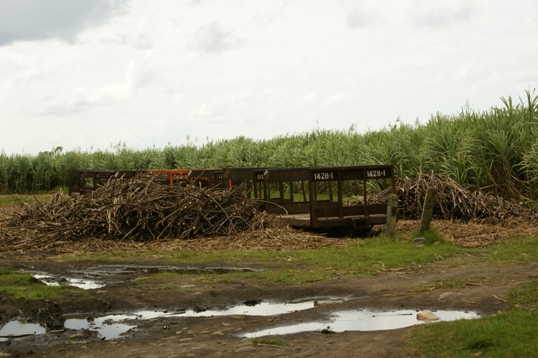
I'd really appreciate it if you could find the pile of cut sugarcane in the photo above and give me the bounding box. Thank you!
[8,174,271,242]
[373,172,538,220]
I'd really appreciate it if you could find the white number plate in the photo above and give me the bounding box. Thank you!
[366,169,388,178]
[312,171,336,181]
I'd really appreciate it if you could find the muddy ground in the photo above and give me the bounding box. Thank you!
[1,199,537,357]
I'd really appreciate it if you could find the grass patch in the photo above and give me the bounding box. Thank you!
[409,273,538,357]
[413,275,496,292]
[411,228,447,245]
[57,236,466,285]
[51,235,537,287]
[505,280,538,310]
[0,268,79,300]
[481,236,538,264]
[407,310,538,357]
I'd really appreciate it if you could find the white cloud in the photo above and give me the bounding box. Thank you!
[188,22,244,53]
[191,104,214,118]
[323,93,361,106]
[304,92,319,102]
[346,3,375,28]
[1,0,537,155]
[408,1,474,28]
[41,82,133,117]
[0,0,130,46]
[344,0,475,29]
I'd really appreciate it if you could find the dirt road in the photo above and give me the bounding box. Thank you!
[1,253,536,357]
[1,200,537,357]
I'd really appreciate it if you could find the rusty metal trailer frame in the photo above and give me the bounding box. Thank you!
[221,167,275,199]
[69,169,143,195]
[68,169,213,195]
[69,165,394,231]
[187,169,230,189]
[223,165,394,230]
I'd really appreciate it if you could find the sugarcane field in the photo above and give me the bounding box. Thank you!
[1,93,538,357]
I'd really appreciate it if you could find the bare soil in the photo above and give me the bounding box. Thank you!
[1,200,537,358]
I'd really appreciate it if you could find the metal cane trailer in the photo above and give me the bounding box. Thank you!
[68,169,143,195]
[224,165,395,231]
[69,165,394,231]
[68,169,211,195]
[187,168,230,189]
[221,167,277,199]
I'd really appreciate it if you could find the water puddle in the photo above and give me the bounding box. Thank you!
[29,264,262,290]
[62,298,346,339]
[1,297,478,341]
[241,309,480,338]
[0,321,46,342]
[32,273,106,289]
[74,264,261,277]
[181,297,347,317]
[64,315,137,340]
[0,298,345,340]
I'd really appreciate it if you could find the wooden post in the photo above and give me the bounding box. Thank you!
[419,188,437,233]
[385,194,398,237]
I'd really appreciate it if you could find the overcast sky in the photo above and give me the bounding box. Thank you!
[1,0,537,155]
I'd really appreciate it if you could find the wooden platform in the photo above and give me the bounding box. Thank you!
[276,213,388,230]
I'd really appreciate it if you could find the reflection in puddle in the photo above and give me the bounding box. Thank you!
[62,298,346,339]
[180,299,331,317]
[0,301,480,341]
[241,309,480,338]
[0,321,46,342]
[29,265,262,290]
[32,274,105,289]
[0,298,343,340]
[77,264,261,276]
[64,315,136,340]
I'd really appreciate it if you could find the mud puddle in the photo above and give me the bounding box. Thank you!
[1,298,345,341]
[76,264,261,276]
[0,321,46,342]
[32,273,106,289]
[29,264,261,289]
[241,309,480,338]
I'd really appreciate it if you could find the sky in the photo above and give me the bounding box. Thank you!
[1,0,537,155]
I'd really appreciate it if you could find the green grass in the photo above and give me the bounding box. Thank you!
[413,275,501,292]
[58,235,466,285]
[481,236,538,264]
[407,310,538,357]
[408,267,538,357]
[0,268,79,300]
[505,280,538,310]
[410,228,447,245]
[43,235,538,287]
